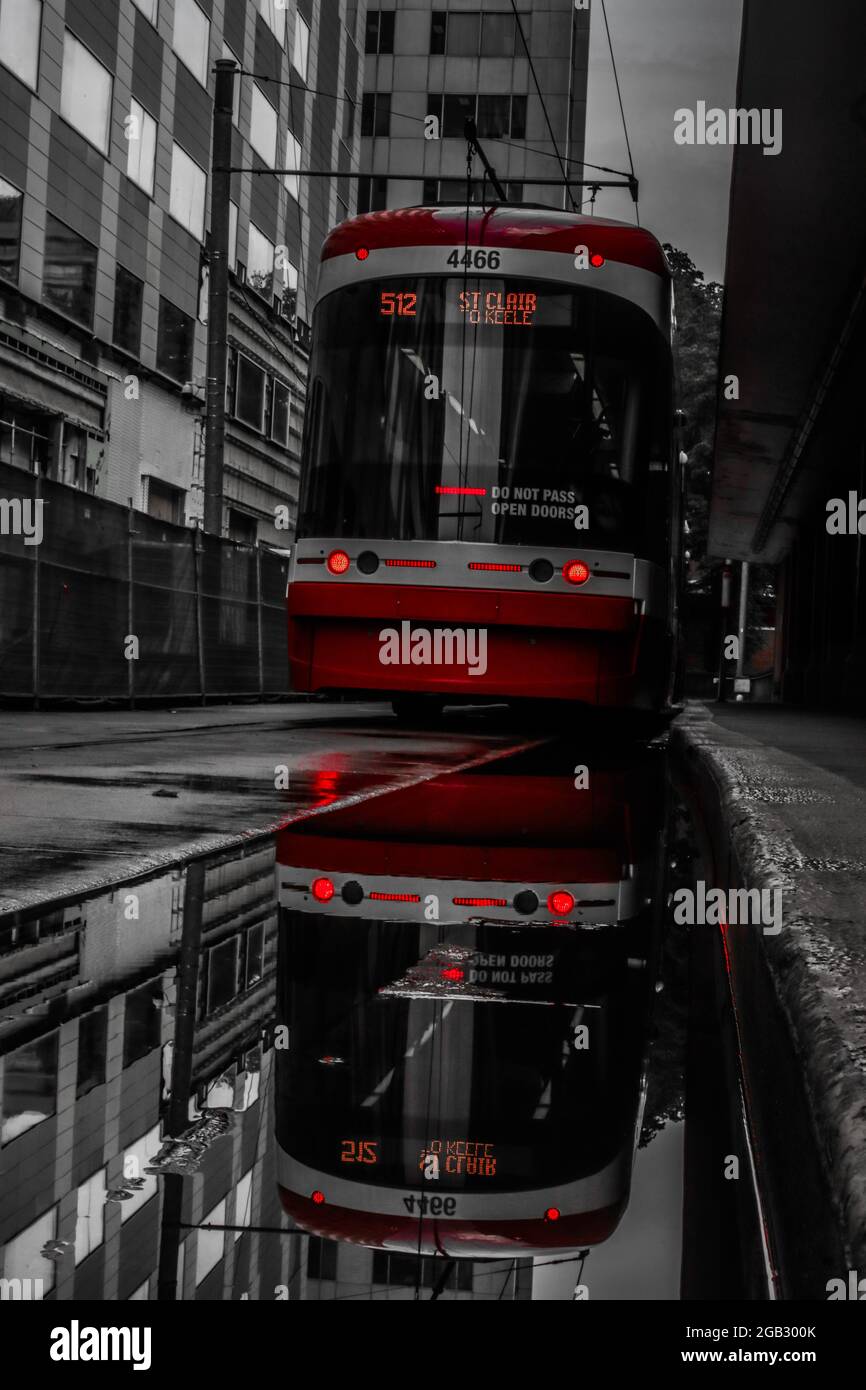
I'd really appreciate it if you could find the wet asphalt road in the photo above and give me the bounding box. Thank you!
[0,701,543,914]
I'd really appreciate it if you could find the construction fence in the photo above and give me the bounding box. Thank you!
[0,462,291,702]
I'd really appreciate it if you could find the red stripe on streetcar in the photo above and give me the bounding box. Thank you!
[366,889,422,900]
[435,485,487,496]
[453,896,508,907]
[468,562,522,573]
[383,558,437,568]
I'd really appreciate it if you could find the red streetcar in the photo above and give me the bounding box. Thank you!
[288,204,682,721]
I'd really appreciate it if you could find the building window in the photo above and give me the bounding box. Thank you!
[477,94,512,140]
[74,1169,106,1265]
[258,0,285,43]
[228,199,238,271]
[284,130,302,202]
[364,9,394,55]
[206,935,240,1011]
[60,30,112,154]
[0,0,42,90]
[222,43,241,124]
[342,89,355,142]
[235,353,266,431]
[247,222,274,296]
[250,84,278,165]
[132,0,158,23]
[244,921,265,987]
[430,12,519,57]
[357,175,387,214]
[1,1031,58,1144]
[76,1006,107,1097]
[361,91,390,138]
[42,214,97,327]
[0,176,22,283]
[123,978,163,1066]
[292,13,309,80]
[228,507,257,544]
[482,12,518,56]
[147,476,184,523]
[113,265,143,354]
[437,93,475,139]
[234,1169,253,1241]
[277,247,297,310]
[2,1207,57,1294]
[307,1238,338,1280]
[271,379,290,445]
[126,98,157,195]
[156,296,195,381]
[195,1199,225,1284]
[169,143,207,240]
[446,12,479,55]
[172,0,210,87]
[430,10,446,54]
[430,93,525,141]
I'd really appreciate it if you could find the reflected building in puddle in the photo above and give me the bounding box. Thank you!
[0,845,288,1300]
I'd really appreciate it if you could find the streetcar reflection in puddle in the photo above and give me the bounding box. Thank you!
[274,749,669,1261]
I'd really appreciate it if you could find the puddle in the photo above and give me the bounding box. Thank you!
[0,741,752,1300]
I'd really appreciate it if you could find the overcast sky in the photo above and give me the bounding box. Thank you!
[582,0,743,283]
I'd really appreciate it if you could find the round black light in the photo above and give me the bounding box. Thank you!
[529,559,554,584]
[357,551,380,575]
[513,890,539,915]
[341,880,364,905]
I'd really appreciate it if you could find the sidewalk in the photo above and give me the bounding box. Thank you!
[673,701,866,1278]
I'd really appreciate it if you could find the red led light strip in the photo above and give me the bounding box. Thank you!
[435,485,487,497]
[453,896,508,907]
[369,891,422,902]
[468,563,522,573]
[383,558,437,568]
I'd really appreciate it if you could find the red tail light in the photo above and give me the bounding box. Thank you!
[384,558,437,568]
[441,967,465,982]
[544,1206,561,1222]
[355,247,369,261]
[311,877,335,902]
[326,549,350,575]
[435,485,487,496]
[590,253,605,268]
[563,560,590,585]
[547,890,575,916]
[311,1190,326,1204]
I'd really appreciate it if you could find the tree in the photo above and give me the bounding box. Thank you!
[663,245,723,594]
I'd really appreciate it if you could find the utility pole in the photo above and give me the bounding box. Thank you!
[716,559,733,702]
[735,560,750,687]
[203,59,236,537]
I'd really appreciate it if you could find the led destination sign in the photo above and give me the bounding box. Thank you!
[458,290,537,327]
[419,1139,497,1178]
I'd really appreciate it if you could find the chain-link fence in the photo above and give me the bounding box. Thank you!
[0,462,290,702]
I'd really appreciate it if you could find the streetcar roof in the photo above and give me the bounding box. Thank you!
[321,203,671,279]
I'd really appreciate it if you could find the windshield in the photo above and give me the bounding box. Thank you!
[275,917,651,1191]
[298,277,670,556]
